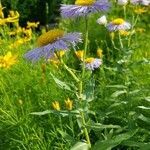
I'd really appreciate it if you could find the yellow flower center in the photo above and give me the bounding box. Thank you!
[37,29,64,47]
[112,18,125,25]
[75,0,95,6]
[85,57,95,63]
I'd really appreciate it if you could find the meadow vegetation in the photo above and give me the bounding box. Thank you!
[0,0,150,149]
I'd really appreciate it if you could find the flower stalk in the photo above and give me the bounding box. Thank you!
[78,16,91,147]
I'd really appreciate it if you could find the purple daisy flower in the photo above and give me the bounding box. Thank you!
[24,29,82,62]
[85,58,102,70]
[130,0,150,5]
[60,0,110,18]
[107,18,131,31]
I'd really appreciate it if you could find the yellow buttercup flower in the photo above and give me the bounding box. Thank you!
[52,101,60,111]
[75,50,84,60]
[112,18,125,25]
[97,48,103,58]
[37,29,64,47]
[75,0,95,6]
[0,51,17,69]
[65,98,73,111]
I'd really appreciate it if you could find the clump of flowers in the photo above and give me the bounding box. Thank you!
[0,51,17,69]
[75,50,102,70]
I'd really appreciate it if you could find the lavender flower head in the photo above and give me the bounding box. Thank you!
[85,58,102,70]
[60,0,110,18]
[130,0,150,5]
[107,18,131,31]
[24,29,82,62]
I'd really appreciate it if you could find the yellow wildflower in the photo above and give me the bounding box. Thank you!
[85,57,95,63]
[0,18,6,25]
[134,8,147,15]
[0,2,5,18]
[27,21,39,28]
[97,48,103,58]
[136,28,145,33]
[22,28,32,38]
[0,51,17,69]
[75,0,95,6]
[65,98,73,111]
[52,101,60,111]
[75,50,84,60]
[119,30,130,36]
[55,50,66,58]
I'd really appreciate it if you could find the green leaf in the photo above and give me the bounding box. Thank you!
[84,79,95,102]
[50,73,71,91]
[71,142,89,150]
[137,106,150,110]
[111,90,127,98]
[138,114,150,124]
[144,97,150,102]
[122,140,150,150]
[93,130,137,150]
[106,85,127,89]
[129,89,140,95]
[30,110,53,115]
[87,123,120,130]
[31,110,80,117]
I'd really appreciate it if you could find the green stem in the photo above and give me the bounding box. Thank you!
[118,31,123,49]
[123,5,127,20]
[128,14,139,47]
[69,115,75,138]
[78,16,91,148]
[63,63,80,83]
[81,112,91,148]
